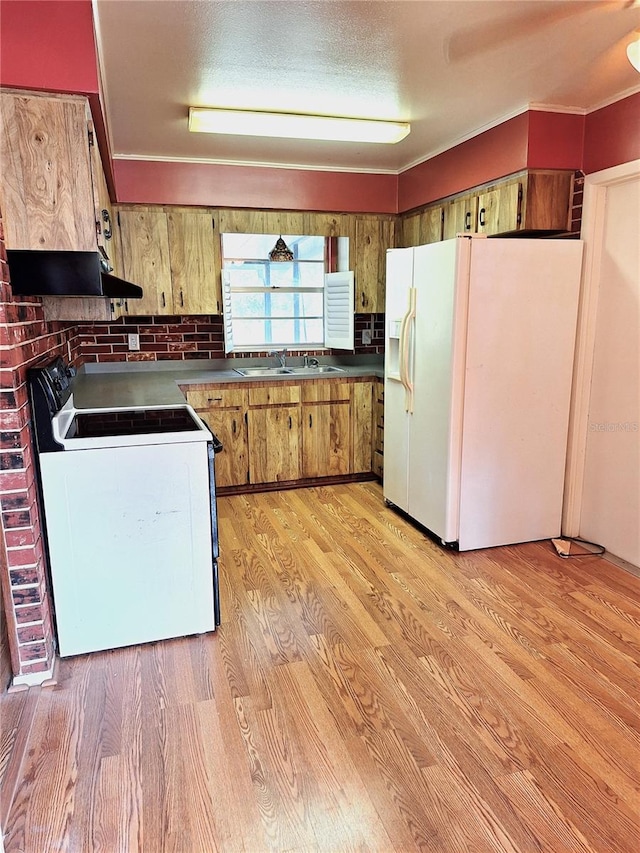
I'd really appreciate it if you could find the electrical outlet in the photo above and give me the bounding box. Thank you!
[128,333,140,351]
[362,329,372,345]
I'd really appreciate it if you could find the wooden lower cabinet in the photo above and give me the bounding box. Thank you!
[301,381,351,478]
[183,386,249,488]
[352,382,373,473]
[185,378,377,489]
[247,406,301,483]
[373,380,384,479]
[247,383,301,484]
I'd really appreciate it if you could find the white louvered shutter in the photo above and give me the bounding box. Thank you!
[324,271,354,350]
[222,270,234,354]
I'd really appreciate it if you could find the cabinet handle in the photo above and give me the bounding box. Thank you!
[207,397,223,403]
[361,292,365,308]
[180,290,184,307]
[309,414,313,428]
[479,207,486,227]
[161,292,166,308]
[465,211,471,230]
[101,209,112,240]
[289,416,292,430]
[232,419,236,435]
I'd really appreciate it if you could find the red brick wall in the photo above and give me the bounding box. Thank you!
[75,313,384,363]
[0,211,78,681]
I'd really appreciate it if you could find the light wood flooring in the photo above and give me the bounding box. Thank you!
[1,482,639,852]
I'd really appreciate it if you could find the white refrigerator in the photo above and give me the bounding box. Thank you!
[383,235,584,551]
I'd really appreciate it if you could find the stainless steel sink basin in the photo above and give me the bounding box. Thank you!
[234,364,345,377]
[233,366,292,377]
[287,365,345,374]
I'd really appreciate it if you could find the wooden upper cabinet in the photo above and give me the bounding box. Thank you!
[476,180,522,236]
[354,216,395,313]
[520,171,573,231]
[406,169,573,243]
[398,206,442,248]
[166,209,222,314]
[0,92,96,251]
[117,207,173,315]
[443,194,478,240]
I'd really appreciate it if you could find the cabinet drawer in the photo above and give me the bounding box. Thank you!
[301,382,351,403]
[186,386,247,409]
[248,385,300,406]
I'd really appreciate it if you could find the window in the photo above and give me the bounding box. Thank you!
[222,233,353,352]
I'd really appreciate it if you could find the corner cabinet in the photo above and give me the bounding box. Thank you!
[115,205,222,317]
[183,386,249,488]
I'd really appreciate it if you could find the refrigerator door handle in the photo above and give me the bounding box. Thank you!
[401,288,417,413]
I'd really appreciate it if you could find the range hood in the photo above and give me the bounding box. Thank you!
[6,250,143,299]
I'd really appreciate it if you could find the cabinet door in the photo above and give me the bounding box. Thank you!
[201,408,249,488]
[443,194,478,240]
[354,217,395,313]
[351,382,373,474]
[302,401,350,478]
[419,205,444,244]
[247,407,301,483]
[118,207,173,315]
[477,181,521,235]
[373,380,384,479]
[0,93,96,251]
[185,387,249,488]
[166,210,222,314]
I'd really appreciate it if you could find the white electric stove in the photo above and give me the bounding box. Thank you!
[29,358,222,657]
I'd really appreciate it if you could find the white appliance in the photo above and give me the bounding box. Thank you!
[383,235,584,551]
[29,359,222,657]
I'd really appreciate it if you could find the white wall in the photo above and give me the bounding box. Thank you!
[565,161,640,566]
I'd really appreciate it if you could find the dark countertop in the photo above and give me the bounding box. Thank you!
[73,356,384,410]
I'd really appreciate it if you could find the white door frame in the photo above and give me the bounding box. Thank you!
[562,158,640,536]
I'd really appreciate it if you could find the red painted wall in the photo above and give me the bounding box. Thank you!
[0,0,98,94]
[527,111,585,170]
[397,113,530,213]
[113,159,398,214]
[397,110,587,213]
[583,92,640,175]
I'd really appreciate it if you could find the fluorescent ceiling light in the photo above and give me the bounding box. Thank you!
[188,108,410,144]
[627,36,640,73]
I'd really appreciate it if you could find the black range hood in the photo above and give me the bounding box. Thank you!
[6,250,143,299]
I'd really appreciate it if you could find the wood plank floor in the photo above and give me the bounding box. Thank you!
[2,482,639,852]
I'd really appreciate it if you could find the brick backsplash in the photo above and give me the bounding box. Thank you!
[77,312,386,363]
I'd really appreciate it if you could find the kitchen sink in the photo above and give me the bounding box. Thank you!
[233,366,292,377]
[286,365,345,374]
[234,365,345,377]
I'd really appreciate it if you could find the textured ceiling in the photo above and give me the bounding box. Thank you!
[94,0,640,173]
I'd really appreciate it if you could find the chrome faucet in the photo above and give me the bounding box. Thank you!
[269,348,287,368]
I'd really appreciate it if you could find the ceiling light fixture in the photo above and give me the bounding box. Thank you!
[269,236,294,262]
[188,108,410,144]
[627,35,640,72]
